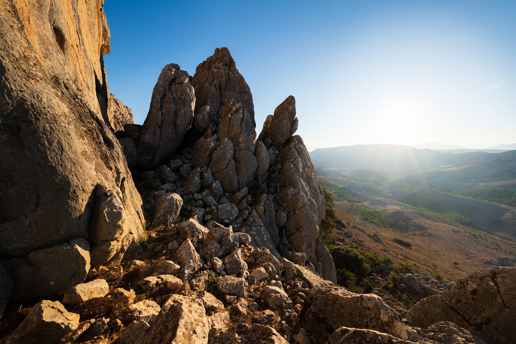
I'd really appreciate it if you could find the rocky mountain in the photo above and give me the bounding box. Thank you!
[1,1,515,344]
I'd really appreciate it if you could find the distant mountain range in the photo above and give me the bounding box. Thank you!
[489,143,516,150]
[310,144,516,177]
[410,143,465,150]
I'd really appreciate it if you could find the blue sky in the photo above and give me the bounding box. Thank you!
[104,0,516,150]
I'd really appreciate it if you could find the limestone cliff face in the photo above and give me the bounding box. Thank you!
[0,0,144,298]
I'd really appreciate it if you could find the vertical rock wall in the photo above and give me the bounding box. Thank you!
[0,0,144,298]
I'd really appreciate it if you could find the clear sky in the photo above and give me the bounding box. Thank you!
[104,0,516,151]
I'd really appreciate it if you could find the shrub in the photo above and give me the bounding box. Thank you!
[393,238,412,248]
[330,247,371,276]
[390,273,400,288]
[335,219,346,228]
[363,278,374,293]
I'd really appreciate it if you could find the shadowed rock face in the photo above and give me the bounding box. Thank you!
[137,64,195,169]
[191,47,255,133]
[0,0,144,298]
[411,267,516,344]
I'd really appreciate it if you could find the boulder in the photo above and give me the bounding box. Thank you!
[175,239,203,281]
[5,300,80,344]
[223,248,248,276]
[137,64,195,168]
[301,287,410,343]
[202,291,225,314]
[152,260,180,275]
[254,141,270,184]
[178,218,209,245]
[218,203,239,225]
[0,0,144,298]
[89,185,139,266]
[411,267,516,344]
[121,300,161,324]
[62,279,109,304]
[263,286,292,308]
[8,238,90,298]
[125,294,209,344]
[216,275,247,298]
[152,193,183,226]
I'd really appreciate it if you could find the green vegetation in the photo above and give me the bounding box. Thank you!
[409,206,473,226]
[137,234,155,250]
[400,292,416,307]
[329,245,395,293]
[319,184,338,238]
[347,197,372,203]
[323,185,350,201]
[335,219,347,228]
[455,188,516,207]
[347,205,407,229]
[393,238,412,248]
[207,271,217,285]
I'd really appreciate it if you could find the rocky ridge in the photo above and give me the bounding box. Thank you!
[0,1,515,343]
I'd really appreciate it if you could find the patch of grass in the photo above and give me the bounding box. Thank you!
[409,206,473,227]
[207,271,217,285]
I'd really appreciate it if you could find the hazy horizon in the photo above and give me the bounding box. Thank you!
[104,1,516,152]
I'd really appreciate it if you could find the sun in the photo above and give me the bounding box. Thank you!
[372,92,424,141]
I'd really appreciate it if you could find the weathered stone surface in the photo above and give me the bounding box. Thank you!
[126,294,209,344]
[119,137,138,170]
[411,267,516,344]
[183,167,202,195]
[246,210,281,259]
[201,222,239,259]
[0,263,13,318]
[152,193,183,226]
[121,300,161,324]
[209,138,238,193]
[302,287,409,343]
[5,300,79,344]
[118,320,151,344]
[251,267,269,283]
[152,260,180,275]
[209,323,287,344]
[216,275,247,298]
[178,218,209,245]
[258,95,298,147]
[248,248,282,279]
[418,321,486,344]
[60,319,95,344]
[89,185,139,266]
[138,275,183,291]
[8,238,90,298]
[328,327,413,344]
[263,286,292,308]
[217,102,257,189]
[0,0,144,298]
[137,64,195,168]
[191,47,254,134]
[110,288,135,304]
[109,93,135,132]
[202,291,225,314]
[255,194,280,247]
[254,141,270,183]
[282,258,332,289]
[223,248,248,276]
[270,131,336,282]
[175,239,203,281]
[218,203,239,225]
[63,279,109,304]
[192,131,218,168]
